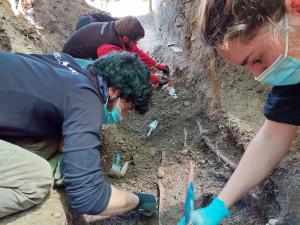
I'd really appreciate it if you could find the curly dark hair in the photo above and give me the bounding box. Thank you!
[89,51,152,113]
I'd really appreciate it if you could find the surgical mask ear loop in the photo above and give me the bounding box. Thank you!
[116,98,120,108]
[116,98,122,117]
[284,15,289,57]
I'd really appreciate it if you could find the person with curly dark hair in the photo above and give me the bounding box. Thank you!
[0,51,156,218]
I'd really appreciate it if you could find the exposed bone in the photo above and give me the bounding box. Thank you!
[188,160,194,182]
[197,120,238,170]
[157,149,167,224]
[183,127,188,149]
[157,180,165,225]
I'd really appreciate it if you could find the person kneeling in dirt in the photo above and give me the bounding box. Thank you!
[63,15,170,87]
[177,0,300,224]
[0,51,156,218]
[75,12,118,30]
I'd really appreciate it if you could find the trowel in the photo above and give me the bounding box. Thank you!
[109,153,134,178]
[109,152,122,176]
[146,119,159,137]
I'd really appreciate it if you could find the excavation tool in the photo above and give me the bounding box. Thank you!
[53,155,64,187]
[111,152,122,173]
[109,153,134,178]
[146,119,159,137]
[184,160,195,225]
[161,81,178,98]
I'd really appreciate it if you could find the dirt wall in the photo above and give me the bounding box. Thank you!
[153,0,300,224]
[153,0,268,140]
[28,0,106,51]
[0,0,108,52]
[0,1,41,52]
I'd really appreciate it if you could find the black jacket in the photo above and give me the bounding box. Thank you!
[63,21,121,60]
[0,51,111,214]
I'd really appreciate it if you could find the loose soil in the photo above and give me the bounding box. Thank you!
[0,1,299,225]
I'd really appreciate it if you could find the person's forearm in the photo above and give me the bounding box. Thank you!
[128,43,157,68]
[100,185,139,216]
[218,120,297,208]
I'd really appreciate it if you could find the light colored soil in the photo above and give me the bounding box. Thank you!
[0,1,41,53]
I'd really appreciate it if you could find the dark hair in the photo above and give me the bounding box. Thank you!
[89,51,152,113]
[114,16,145,42]
[198,0,286,47]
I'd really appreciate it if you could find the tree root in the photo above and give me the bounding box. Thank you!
[202,136,238,170]
[157,180,165,225]
[197,120,238,170]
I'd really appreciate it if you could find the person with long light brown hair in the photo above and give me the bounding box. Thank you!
[178,0,300,224]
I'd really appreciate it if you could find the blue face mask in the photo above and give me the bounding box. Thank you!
[255,16,300,86]
[103,98,122,124]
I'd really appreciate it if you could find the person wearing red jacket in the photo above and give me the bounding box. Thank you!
[63,16,169,86]
[97,43,168,86]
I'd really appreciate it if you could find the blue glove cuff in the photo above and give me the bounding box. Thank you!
[177,197,230,225]
[209,197,230,219]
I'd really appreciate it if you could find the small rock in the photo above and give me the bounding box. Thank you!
[133,154,139,161]
[256,88,264,93]
[119,139,125,144]
[157,167,165,178]
[200,159,207,164]
[266,219,280,225]
[149,147,156,156]
[53,212,62,218]
[120,145,127,152]
[131,180,137,185]
[176,154,183,164]
[174,110,180,115]
[183,101,190,107]
[180,149,189,155]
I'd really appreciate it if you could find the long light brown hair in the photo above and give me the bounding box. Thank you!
[198,0,286,103]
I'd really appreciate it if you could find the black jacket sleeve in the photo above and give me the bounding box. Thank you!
[62,87,111,214]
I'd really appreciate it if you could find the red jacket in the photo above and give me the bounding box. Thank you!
[97,43,156,68]
[97,44,160,85]
[127,43,156,68]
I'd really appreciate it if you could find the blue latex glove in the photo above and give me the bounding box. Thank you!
[112,153,122,169]
[134,192,157,216]
[185,182,195,224]
[177,197,230,225]
[54,155,65,188]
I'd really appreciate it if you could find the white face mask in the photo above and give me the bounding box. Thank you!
[255,15,300,86]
